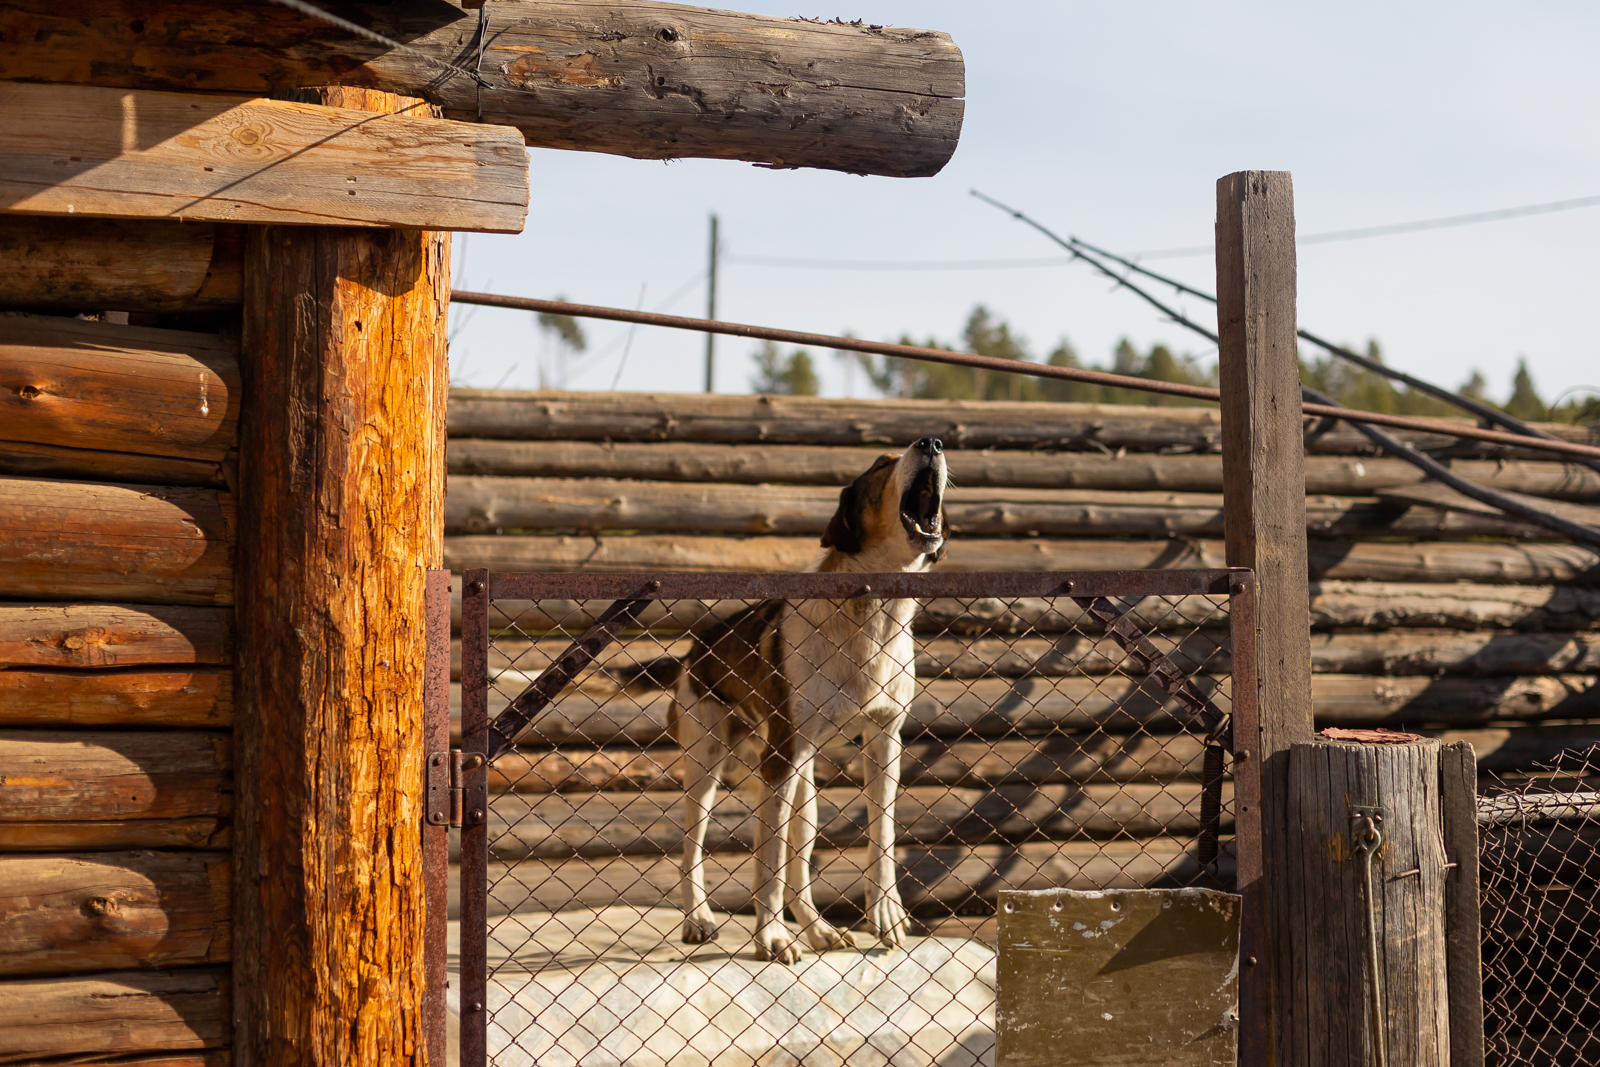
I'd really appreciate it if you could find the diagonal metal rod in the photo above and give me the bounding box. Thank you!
[972,189,1600,479]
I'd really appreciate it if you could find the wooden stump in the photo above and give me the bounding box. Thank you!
[234,88,449,1067]
[1284,737,1450,1066]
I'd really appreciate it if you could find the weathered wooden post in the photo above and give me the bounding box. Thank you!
[1215,170,1315,1063]
[234,86,450,1066]
[1285,735,1451,1065]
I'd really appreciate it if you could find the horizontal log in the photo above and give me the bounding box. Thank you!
[444,390,1597,457]
[0,730,230,850]
[0,215,241,312]
[489,733,1214,794]
[490,724,1600,795]
[0,478,234,604]
[448,439,1600,501]
[0,313,237,460]
[0,851,230,975]
[1476,790,1600,825]
[0,440,228,488]
[0,967,229,1063]
[467,628,1600,683]
[480,781,1233,859]
[0,669,232,728]
[0,1,964,180]
[1307,580,1600,632]
[444,475,1549,539]
[480,838,1230,917]
[0,83,528,232]
[0,603,231,669]
[444,534,1600,584]
[1380,481,1600,529]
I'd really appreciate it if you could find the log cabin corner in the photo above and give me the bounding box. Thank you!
[0,3,966,1064]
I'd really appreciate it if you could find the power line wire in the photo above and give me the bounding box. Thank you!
[726,253,1075,271]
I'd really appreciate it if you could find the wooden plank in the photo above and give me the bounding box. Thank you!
[0,82,528,232]
[0,967,229,1062]
[0,603,230,669]
[0,851,230,975]
[480,838,1232,917]
[0,215,240,312]
[0,313,237,460]
[996,888,1240,1067]
[0,668,231,728]
[233,90,448,1065]
[1379,480,1600,528]
[0,440,228,488]
[444,533,1600,583]
[0,0,964,180]
[1216,170,1311,1064]
[448,438,1600,501]
[1285,738,1450,1066]
[1440,740,1485,1067]
[443,389,1597,457]
[0,730,230,850]
[480,781,1234,859]
[0,477,234,605]
[443,475,1550,539]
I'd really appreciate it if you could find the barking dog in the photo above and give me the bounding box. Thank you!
[673,437,948,963]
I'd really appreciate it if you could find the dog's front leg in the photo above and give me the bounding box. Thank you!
[678,697,730,945]
[753,749,807,964]
[786,755,857,953]
[862,715,910,948]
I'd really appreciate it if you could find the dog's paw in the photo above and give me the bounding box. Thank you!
[755,922,804,964]
[681,907,719,945]
[865,892,910,949]
[801,918,858,953]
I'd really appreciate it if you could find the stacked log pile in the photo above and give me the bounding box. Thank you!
[0,310,236,1061]
[444,390,1600,914]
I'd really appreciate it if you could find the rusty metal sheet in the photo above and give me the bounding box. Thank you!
[997,887,1241,1067]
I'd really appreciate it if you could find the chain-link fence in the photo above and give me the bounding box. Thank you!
[456,569,1255,1067]
[1480,747,1600,1067]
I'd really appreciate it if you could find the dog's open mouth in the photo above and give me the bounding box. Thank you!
[899,467,943,540]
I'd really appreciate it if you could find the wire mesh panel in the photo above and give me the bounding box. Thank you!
[1479,748,1600,1067]
[458,570,1253,1067]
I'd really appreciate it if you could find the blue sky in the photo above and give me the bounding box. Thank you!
[448,2,1600,408]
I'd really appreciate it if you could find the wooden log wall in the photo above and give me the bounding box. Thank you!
[442,389,1600,911]
[0,224,240,1060]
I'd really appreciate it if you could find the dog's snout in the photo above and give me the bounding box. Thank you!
[915,436,943,456]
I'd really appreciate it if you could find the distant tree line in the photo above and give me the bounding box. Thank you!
[746,305,1597,424]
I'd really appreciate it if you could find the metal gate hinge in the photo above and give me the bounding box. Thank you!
[427,750,485,827]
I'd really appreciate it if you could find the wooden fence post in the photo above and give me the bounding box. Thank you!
[233,86,450,1066]
[1215,170,1315,1064]
[1286,737,1452,1066]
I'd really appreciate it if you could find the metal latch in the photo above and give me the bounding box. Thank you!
[427,750,485,827]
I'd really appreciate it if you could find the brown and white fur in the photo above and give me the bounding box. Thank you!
[672,437,948,963]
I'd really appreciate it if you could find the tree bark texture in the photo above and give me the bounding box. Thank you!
[0,968,230,1062]
[0,478,235,605]
[448,438,1600,500]
[0,215,241,312]
[1283,738,1450,1067]
[0,0,964,179]
[234,88,448,1066]
[0,730,230,851]
[0,314,237,460]
[0,851,230,975]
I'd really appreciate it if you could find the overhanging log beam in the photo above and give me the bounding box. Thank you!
[0,0,964,179]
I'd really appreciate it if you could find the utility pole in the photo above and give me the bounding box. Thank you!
[704,213,719,393]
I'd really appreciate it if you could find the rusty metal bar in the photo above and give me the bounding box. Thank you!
[459,569,490,1067]
[449,290,1600,464]
[421,569,452,1067]
[1228,570,1267,1067]
[488,568,1235,603]
[487,581,662,761]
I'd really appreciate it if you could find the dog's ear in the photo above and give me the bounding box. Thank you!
[821,481,863,554]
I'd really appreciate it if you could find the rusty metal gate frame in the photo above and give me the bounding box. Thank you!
[432,566,1264,1066]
